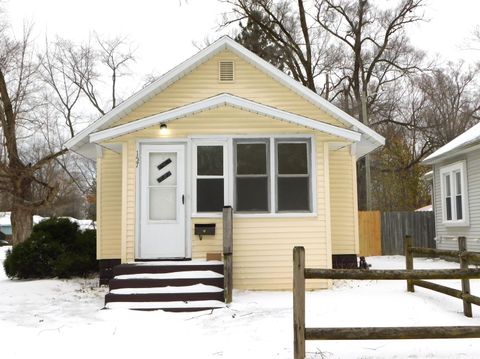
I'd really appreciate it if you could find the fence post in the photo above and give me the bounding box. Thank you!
[458,236,472,317]
[223,206,233,304]
[405,235,414,292]
[293,246,306,359]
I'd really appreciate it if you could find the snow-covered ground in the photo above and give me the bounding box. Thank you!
[1,246,479,359]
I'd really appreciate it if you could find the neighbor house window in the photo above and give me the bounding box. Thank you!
[276,140,311,212]
[194,143,226,213]
[440,161,468,225]
[234,140,270,212]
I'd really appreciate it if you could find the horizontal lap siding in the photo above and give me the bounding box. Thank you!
[434,151,480,252]
[118,114,335,290]
[113,50,342,128]
[329,148,358,254]
[189,131,329,290]
[98,150,122,259]
[98,48,358,289]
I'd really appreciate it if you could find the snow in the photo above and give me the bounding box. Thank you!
[110,284,223,294]
[1,247,480,358]
[132,260,223,266]
[115,270,224,280]
[415,204,433,212]
[424,121,480,163]
[0,212,95,231]
[105,300,226,310]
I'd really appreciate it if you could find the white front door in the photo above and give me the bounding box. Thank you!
[139,144,186,259]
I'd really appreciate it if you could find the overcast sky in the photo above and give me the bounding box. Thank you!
[4,0,480,87]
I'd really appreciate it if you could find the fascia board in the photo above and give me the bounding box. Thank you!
[90,94,362,144]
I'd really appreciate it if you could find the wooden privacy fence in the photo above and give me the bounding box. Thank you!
[382,211,435,255]
[406,235,480,317]
[358,211,381,256]
[293,246,480,359]
[359,211,436,256]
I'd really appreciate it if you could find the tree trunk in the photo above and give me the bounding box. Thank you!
[11,177,34,245]
[11,206,33,245]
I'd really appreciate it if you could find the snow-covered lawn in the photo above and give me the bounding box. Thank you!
[1,246,479,359]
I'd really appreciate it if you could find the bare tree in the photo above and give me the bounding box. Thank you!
[0,26,67,244]
[222,0,342,95]
[417,62,480,149]
[41,34,136,200]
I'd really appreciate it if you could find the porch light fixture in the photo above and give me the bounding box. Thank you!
[160,123,169,135]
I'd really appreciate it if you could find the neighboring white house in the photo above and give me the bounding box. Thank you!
[423,122,480,251]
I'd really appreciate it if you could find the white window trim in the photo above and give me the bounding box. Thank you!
[190,134,317,218]
[439,161,469,227]
[274,139,313,213]
[192,139,229,216]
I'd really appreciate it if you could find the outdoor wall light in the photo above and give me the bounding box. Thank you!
[160,123,169,135]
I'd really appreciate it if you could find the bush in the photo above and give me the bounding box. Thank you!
[3,218,98,279]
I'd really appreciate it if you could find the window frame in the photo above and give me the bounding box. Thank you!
[439,161,469,227]
[275,139,312,213]
[190,135,317,218]
[234,138,271,213]
[192,140,228,216]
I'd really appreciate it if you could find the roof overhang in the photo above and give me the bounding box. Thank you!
[66,36,384,160]
[90,93,362,144]
[423,142,480,165]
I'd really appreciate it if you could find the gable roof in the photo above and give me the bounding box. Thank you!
[90,93,362,143]
[66,36,384,158]
[423,122,480,165]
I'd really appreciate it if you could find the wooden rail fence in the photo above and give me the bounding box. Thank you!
[293,245,480,359]
[406,235,480,317]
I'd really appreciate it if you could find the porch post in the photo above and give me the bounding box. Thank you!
[223,206,233,303]
[121,142,128,263]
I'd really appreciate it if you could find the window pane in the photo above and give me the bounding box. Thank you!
[455,171,462,195]
[456,195,463,220]
[236,143,267,175]
[197,179,224,212]
[446,197,452,220]
[150,188,176,220]
[278,177,310,211]
[278,143,308,174]
[197,146,223,176]
[236,177,269,211]
[445,175,451,196]
[149,152,176,186]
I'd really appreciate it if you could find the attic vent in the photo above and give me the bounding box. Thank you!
[219,61,234,82]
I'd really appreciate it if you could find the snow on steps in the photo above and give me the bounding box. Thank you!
[105,262,225,312]
[105,300,226,311]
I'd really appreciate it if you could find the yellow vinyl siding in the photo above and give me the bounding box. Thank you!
[97,149,122,259]
[112,50,344,129]
[330,147,359,254]
[95,48,360,290]
[107,107,339,290]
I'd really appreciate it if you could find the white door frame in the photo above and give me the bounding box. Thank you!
[136,140,191,259]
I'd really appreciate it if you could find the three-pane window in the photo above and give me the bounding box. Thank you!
[194,138,313,215]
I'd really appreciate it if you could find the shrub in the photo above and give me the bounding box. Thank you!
[3,218,97,279]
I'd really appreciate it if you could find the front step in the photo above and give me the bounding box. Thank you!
[105,261,226,312]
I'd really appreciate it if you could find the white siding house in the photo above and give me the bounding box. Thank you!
[423,122,480,251]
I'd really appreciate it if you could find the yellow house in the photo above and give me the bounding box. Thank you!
[66,37,383,309]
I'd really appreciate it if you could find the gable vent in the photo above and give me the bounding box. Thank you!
[219,61,234,82]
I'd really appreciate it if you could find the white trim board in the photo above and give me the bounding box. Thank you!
[65,36,384,159]
[90,93,362,144]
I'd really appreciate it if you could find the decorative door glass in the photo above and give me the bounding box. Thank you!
[149,152,177,220]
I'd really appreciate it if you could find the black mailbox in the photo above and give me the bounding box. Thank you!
[194,223,216,238]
